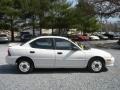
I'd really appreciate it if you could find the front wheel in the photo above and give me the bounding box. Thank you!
[17,60,34,74]
[88,59,105,73]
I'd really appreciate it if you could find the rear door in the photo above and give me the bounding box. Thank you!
[54,38,85,68]
[29,38,55,68]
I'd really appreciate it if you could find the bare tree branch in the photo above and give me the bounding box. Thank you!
[87,0,120,16]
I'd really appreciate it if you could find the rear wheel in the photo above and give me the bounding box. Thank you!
[17,60,34,74]
[88,58,105,73]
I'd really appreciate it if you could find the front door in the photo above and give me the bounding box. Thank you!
[54,38,85,68]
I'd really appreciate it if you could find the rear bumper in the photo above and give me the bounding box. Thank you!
[6,56,19,65]
[105,57,115,67]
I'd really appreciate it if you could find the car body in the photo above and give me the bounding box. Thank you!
[69,35,89,41]
[89,35,100,40]
[118,38,120,45]
[78,35,89,41]
[95,34,108,40]
[68,35,79,41]
[6,36,115,73]
[20,31,32,42]
[0,34,9,43]
[103,32,119,40]
[21,34,33,42]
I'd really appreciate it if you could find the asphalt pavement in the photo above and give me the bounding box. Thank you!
[0,42,120,90]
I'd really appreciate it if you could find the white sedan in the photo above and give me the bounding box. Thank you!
[89,35,100,40]
[6,36,115,73]
[0,34,9,43]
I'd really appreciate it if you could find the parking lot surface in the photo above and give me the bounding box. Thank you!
[0,43,120,90]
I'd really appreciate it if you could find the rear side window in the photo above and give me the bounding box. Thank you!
[30,38,53,49]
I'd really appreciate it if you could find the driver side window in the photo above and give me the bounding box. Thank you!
[54,38,79,50]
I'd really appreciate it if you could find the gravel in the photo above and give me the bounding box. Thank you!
[0,43,120,90]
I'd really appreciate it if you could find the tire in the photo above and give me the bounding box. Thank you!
[87,58,105,73]
[17,60,34,74]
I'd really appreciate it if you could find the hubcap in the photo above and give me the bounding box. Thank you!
[91,60,102,72]
[19,61,30,72]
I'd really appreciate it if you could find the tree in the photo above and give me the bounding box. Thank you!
[73,0,100,33]
[35,0,50,35]
[47,0,73,35]
[88,0,120,16]
[0,0,101,39]
[0,0,21,41]
[19,0,37,36]
[19,0,51,36]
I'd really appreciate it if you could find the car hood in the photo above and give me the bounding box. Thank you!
[84,48,112,58]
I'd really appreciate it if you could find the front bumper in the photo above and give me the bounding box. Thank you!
[105,57,115,67]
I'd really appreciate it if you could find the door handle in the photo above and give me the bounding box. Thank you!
[57,52,63,54]
[30,51,35,53]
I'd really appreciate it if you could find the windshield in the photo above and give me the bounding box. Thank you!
[74,41,91,50]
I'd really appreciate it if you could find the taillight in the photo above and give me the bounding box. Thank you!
[8,49,11,56]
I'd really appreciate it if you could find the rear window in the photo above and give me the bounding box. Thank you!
[30,38,53,49]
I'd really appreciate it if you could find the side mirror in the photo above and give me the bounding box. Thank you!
[72,46,79,51]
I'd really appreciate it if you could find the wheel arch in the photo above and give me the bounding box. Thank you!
[87,56,105,67]
[16,56,34,67]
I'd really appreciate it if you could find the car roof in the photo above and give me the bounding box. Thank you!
[35,36,69,40]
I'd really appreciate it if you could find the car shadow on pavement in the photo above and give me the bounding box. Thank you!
[33,68,108,74]
[0,64,108,74]
[0,65,18,74]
